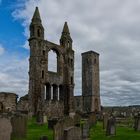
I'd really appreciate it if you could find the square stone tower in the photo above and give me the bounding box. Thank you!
[82,51,101,113]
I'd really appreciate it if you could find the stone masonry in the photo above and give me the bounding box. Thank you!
[82,51,101,113]
[28,7,75,116]
[0,92,18,112]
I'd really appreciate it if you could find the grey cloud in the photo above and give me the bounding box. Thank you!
[10,0,140,106]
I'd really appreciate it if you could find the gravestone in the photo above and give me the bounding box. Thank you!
[0,117,12,140]
[43,115,48,123]
[88,113,97,128]
[54,117,74,140]
[11,114,27,138]
[134,113,140,131]
[40,135,48,140]
[36,111,43,124]
[81,119,90,139]
[48,118,59,129]
[73,113,81,127]
[64,126,81,140]
[103,113,109,129]
[106,116,116,136]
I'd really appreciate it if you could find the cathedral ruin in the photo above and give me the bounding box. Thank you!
[28,7,101,117]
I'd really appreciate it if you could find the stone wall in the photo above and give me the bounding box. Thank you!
[44,100,64,118]
[17,94,29,112]
[0,92,18,112]
[74,96,83,112]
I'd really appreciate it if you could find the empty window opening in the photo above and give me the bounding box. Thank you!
[48,50,57,72]
[59,85,63,101]
[71,59,73,66]
[37,29,41,37]
[31,26,34,36]
[68,41,70,48]
[94,59,96,64]
[71,77,73,84]
[45,84,51,100]
[42,70,44,79]
[53,85,58,101]
[42,50,45,55]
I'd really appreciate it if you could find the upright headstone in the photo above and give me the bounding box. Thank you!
[106,116,116,136]
[43,115,48,123]
[81,119,90,139]
[36,111,43,124]
[64,126,81,140]
[0,117,12,140]
[103,113,109,129]
[88,113,97,127]
[134,113,140,131]
[48,118,58,129]
[54,117,74,140]
[11,114,27,138]
[40,135,48,140]
[73,113,81,127]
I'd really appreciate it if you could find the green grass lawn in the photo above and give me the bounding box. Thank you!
[12,117,53,140]
[90,122,140,140]
[12,118,140,140]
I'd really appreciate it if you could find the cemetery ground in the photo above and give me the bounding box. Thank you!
[11,117,140,140]
[90,121,140,140]
[11,117,53,140]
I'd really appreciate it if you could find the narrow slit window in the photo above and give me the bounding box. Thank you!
[42,70,44,79]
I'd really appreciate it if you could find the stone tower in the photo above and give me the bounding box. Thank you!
[82,51,101,113]
[28,7,75,116]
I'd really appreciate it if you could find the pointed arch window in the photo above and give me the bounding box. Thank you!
[48,50,57,72]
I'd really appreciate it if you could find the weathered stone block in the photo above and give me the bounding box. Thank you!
[103,113,109,129]
[11,115,27,138]
[0,117,12,140]
[81,119,90,139]
[106,116,116,136]
[40,135,48,140]
[48,118,58,129]
[134,114,140,131]
[64,126,81,140]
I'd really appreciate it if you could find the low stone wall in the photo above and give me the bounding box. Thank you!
[44,101,64,118]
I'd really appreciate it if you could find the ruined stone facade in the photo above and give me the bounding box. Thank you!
[28,7,75,116]
[74,96,83,112]
[17,94,29,113]
[82,51,101,113]
[0,92,18,112]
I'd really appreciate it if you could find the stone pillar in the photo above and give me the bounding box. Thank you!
[58,86,60,101]
[0,117,12,140]
[51,85,53,100]
[44,85,46,100]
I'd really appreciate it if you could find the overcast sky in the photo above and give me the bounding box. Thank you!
[0,0,140,106]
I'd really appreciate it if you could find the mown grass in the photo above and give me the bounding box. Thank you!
[12,117,53,140]
[12,118,140,140]
[90,122,140,140]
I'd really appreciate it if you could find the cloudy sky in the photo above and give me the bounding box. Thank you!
[0,0,140,106]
